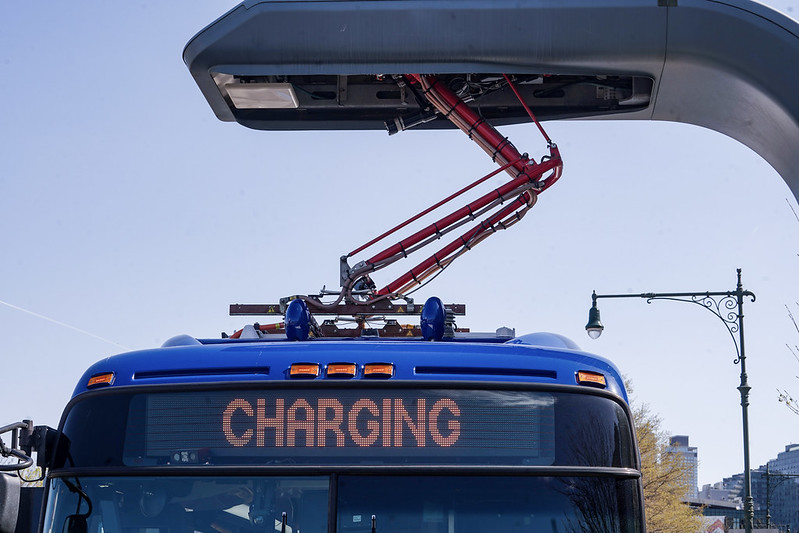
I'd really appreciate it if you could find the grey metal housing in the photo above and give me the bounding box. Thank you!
[184,0,799,198]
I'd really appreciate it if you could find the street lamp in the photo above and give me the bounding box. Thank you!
[586,298,604,339]
[585,268,756,533]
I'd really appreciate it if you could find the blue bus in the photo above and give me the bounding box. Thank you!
[1,298,644,533]
[1,1,652,528]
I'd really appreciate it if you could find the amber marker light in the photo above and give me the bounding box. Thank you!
[289,363,320,378]
[576,371,606,388]
[363,363,394,378]
[87,372,115,388]
[326,363,357,378]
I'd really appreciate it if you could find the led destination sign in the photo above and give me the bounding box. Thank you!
[221,396,463,448]
[124,389,556,466]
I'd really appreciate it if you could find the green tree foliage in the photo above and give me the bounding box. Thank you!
[0,458,44,487]
[632,398,704,533]
[19,465,44,487]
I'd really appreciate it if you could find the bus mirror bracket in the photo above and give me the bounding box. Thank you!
[20,425,59,469]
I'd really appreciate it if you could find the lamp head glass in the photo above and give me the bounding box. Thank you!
[585,302,604,339]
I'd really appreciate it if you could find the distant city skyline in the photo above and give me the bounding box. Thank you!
[690,438,799,532]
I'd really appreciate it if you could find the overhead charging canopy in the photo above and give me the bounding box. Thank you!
[184,0,799,199]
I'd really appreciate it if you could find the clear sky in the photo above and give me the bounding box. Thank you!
[1,0,798,490]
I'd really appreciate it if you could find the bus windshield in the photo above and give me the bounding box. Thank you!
[46,385,642,532]
[43,474,642,533]
[55,387,636,469]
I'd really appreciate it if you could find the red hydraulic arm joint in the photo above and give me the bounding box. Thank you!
[345,74,562,298]
[234,74,563,327]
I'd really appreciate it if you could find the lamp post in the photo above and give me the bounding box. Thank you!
[585,268,756,533]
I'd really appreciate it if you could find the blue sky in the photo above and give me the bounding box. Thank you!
[1,0,798,489]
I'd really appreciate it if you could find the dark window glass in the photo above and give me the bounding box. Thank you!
[56,394,129,468]
[43,475,641,533]
[338,475,643,533]
[57,388,634,468]
[42,476,329,533]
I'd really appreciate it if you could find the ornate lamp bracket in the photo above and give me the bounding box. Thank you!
[642,283,755,364]
[586,268,756,533]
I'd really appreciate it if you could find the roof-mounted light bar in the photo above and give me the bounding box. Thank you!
[576,370,607,388]
[326,363,357,378]
[364,363,394,378]
[289,363,320,378]
[87,372,116,388]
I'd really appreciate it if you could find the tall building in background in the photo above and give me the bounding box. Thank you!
[667,435,699,498]
[704,444,799,532]
[770,444,799,475]
[765,444,799,532]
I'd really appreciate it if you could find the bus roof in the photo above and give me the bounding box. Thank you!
[73,332,628,402]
